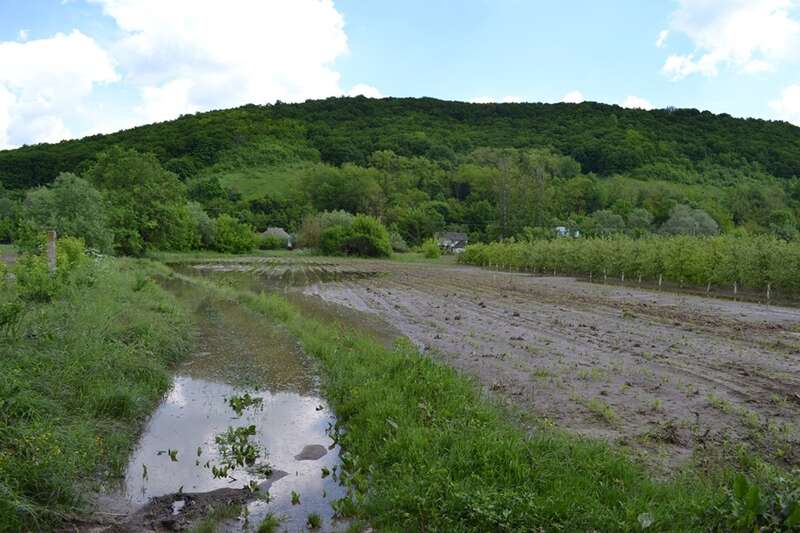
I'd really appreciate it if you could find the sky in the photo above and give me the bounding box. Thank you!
[1,0,799,149]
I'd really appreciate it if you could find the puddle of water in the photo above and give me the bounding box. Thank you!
[104,278,348,531]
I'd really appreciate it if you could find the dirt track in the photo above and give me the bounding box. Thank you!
[190,257,800,470]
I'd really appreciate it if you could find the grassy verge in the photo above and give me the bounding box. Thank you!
[176,272,800,532]
[0,254,190,531]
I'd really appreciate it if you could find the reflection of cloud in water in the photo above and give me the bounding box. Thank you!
[104,281,347,531]
[165,379,187,408]
[111,376,346,530]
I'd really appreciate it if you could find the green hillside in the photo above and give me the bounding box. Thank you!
[1,97,799,189]
[2,97,800,253]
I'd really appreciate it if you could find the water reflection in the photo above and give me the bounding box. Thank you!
[108,278,347,531]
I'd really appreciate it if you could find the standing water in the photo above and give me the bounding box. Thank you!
[102,276,347,531]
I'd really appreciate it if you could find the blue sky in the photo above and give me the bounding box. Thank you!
[1,0,799,149]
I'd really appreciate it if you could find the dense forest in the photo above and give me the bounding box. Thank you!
[1,97,800,255]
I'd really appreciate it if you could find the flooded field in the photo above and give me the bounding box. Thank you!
[98,277,347,532]
[180,256,800,472]
[91,254,800,530]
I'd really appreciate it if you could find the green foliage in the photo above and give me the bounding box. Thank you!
[589,209,626,236]
[421,238,441,259]
[0,258,190,530]
[84,146,194,255]
[708,473,800,531]
[389,230,409,252]
[460,235,800,291]
[306,512,322,529]
[186,201,215,248]
[302,163,383,215]
[2,97,800,256]
[212,214,257,254]
[660,204,719,236]
[258,234,287,250]
[299,210,355,249]
[23,173,114,253]
[13,254,60,303]
[320,215,391,257]
[256,512,283,533]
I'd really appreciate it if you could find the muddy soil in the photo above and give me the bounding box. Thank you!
[192,256,800,471]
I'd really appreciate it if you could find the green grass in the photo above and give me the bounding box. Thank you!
[190,504,243,533]
[0,256,191,531]
[176,273,756,532]
[209,162,313,200]
[256,512,283,533]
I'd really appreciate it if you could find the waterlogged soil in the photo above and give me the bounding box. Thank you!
[182,256,800,472]
[91,278,347,532]
[305,259,800,470]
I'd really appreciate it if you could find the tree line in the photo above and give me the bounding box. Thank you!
[1,97,799,259]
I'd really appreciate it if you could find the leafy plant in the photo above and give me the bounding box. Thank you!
[709,473,800,531]
[421,238,441,259]
[306,512,322,529]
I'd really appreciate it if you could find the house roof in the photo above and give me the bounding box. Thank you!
[438,232,468,241]
[261,227,290,239]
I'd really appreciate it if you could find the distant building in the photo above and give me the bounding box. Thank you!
[437,231,468,253]
[554,226,580,238]
[261,227,293,248]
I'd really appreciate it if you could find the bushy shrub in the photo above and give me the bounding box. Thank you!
[14,254,60,302]
[320,225,349,255]
[421,238,441,258]
[299,210,355,248]
[187,201,215,248]
[320,215,391,257]
[259,234,288,250]
[390,231,409,252]
[212,214,257,253]
[57,236,88,273]
[24,173,115,253]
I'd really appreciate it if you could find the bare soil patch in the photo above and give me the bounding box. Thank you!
[297,259,800,470]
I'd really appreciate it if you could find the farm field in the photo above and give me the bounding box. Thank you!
[188,255,800,471]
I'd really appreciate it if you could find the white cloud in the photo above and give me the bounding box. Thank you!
[0,30,118,147]
[136,79,197,123]
[622,95,655,110]
[469,95,523,104]
[769,84,800,124]
[0,1,381,146]
[663,0,800,80]
[91,0,362,119]
[561,90,584,103]
[0,85,16,149]
[347,83,383,98]
[17,29,29,42]
[655,29,669,48]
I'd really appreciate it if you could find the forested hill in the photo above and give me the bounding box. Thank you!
[1,96,800,190]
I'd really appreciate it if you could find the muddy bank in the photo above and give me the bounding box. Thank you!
[288,258,800,470]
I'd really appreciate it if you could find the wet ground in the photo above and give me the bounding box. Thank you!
[183,256,800,472]
[87,254,800,531]
[94,277,348,532]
